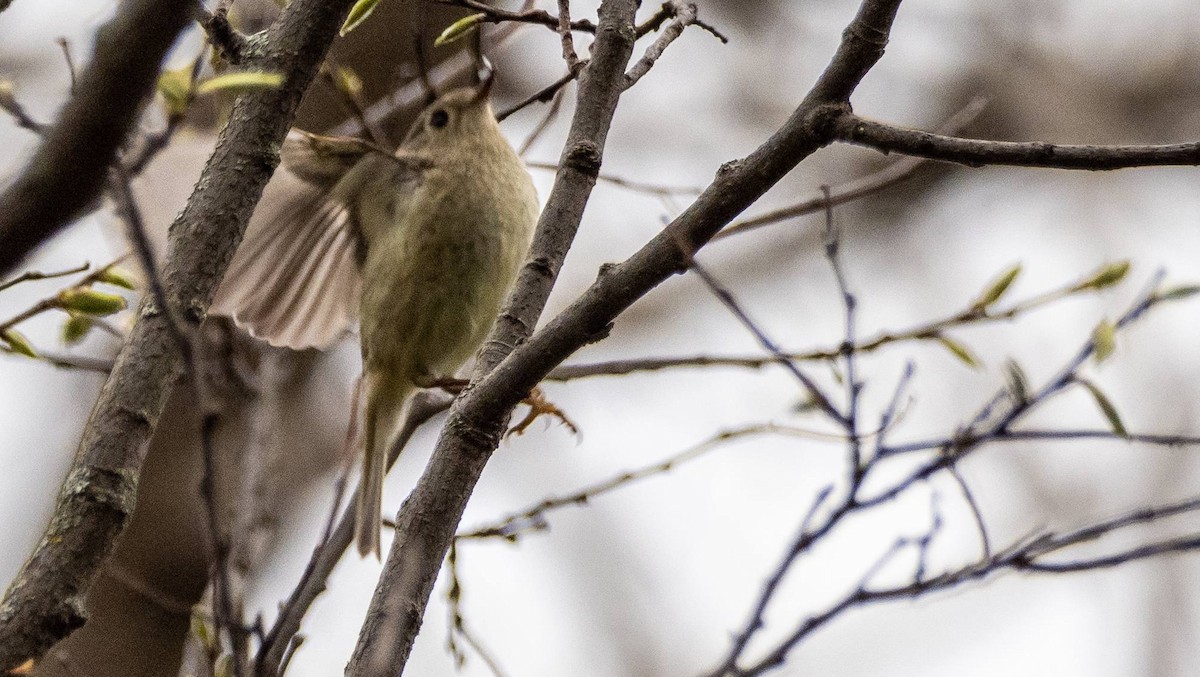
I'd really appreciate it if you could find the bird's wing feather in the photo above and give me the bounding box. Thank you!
[208,131,373,350]
[210,131,430,351]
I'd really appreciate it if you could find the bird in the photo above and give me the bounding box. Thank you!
[210,72,539,557]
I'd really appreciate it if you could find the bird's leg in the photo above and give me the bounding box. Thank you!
[410,375,577,437]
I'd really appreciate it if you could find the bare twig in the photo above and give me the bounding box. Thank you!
[458,424,835,542]
[688,258,845,424]
[0,84,48,134]
[556,0,582,72]
[821,187,864,491]
[544,261,1138,381]
[433,0,598,34]
[0,263,89,293]
[527,161,705,195]
[948,465,991,560]
[624,1,700,89]
[517,84,568,156]
[444,544,510,677]
[706,486,835,677]
[719,493,1200,676]
[25,350,114,373]
[498,68,580,124]
[55,38,77,92]
[712,97,988,241]
[833,112,1200,170]
[107,165,191,359]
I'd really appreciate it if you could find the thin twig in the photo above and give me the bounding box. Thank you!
[687,258,845,425]
[948,465,991,560]
[0,83,48,134]
[545,261,1139,381]
[556,0,582,72]
[821,186,864,492]
[833,111,1200,170]
[0,263,89,293]
[444,544,511,677]
[458,424,836,542]
[526,161,704,195]
[517,84,568,156]
[706,485,836,677]
[106,165,191,360]
[55,38,77,92]
[720,494,1200,676]
[624,1,700,89]
[712,97,988,241]
[320,58,390,148]
[433,0,598,33]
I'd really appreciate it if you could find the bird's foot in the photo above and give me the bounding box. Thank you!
[508,387,579,438]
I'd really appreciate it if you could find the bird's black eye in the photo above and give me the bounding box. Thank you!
[429,109,450,129]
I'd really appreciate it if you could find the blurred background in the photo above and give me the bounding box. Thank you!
[3,0,1200,675]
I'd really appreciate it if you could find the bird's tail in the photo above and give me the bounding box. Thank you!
[355,376,413,558]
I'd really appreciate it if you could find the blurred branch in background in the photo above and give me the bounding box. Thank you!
[0,0,194,275]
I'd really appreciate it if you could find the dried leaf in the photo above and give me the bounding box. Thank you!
[61,315,94,346]
[340,0,382,36]
[1004,359,1028,404]
[96,266,138,290]
[196,71,285,96]
[935,335,981,370]
[1073,260,1131,292]
[435,13,486,46]
[2,329,37,358]
[157,66,193,116]
[1078,378,1129,438]
[190,610,214,651]
[0,80,17,109]
[973,263,1021,310]
[58,287,127,316]
[334,65,364,100]
[1092,318,1116,363]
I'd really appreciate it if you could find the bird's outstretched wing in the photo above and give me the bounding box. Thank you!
[209,131,373,350]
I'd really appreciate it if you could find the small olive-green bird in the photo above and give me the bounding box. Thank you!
[211,76,539,557]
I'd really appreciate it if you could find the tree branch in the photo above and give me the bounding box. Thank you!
[0,0,360,668]
[346,0,644,672]
[346,0,905,673]
[0,0,194,276]
[833,113,1200,170]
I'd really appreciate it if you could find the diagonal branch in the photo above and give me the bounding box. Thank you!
[0,0,361,669]
[346,0,644,672]
[347,0,906,674]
